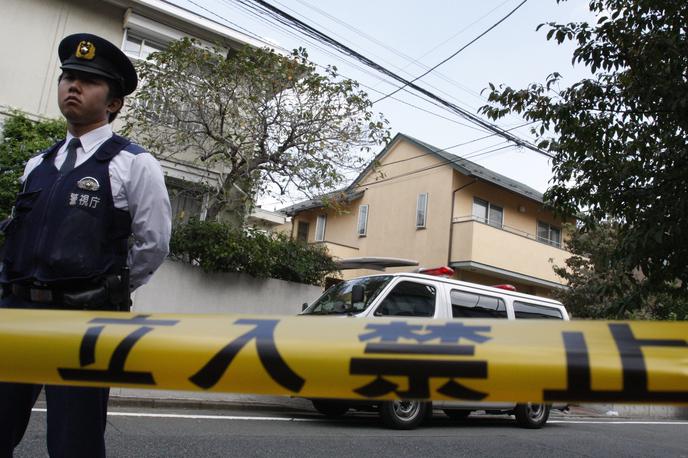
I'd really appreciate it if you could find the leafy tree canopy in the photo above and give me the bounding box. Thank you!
[124,39,389,224]
[554,222,688,319]
[481,1,688,302]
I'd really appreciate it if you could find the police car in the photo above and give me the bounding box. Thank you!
[300,263,570,430]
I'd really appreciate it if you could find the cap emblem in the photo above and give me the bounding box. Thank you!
[75,41,96,60]
[77,177,100,191]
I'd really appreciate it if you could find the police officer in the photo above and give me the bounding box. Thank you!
[0,33,171,457]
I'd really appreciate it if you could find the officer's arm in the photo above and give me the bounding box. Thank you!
[126,153,171,291]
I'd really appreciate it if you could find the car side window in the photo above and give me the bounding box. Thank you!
[451,290,508,319]
[513,301,563,319]
[374,281,436,317]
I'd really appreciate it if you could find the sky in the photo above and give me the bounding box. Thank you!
[172,0,595,209]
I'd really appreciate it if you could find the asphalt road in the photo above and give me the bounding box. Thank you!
[14,405,688,457]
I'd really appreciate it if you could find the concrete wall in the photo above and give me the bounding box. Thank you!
[131,259,324,315]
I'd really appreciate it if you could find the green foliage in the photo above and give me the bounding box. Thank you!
[124,39,389,223]
[481,1,688,308]
[0,111,66,220]
[170,218,339,286]
[554,222,687,320]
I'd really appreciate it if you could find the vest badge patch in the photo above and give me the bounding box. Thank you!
[77,177,100,191]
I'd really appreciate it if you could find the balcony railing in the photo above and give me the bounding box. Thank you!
[450,216,569,285]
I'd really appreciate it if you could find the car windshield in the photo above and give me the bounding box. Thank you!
[303,275,393,315]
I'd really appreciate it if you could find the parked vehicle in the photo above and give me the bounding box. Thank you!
[300,266,569,430]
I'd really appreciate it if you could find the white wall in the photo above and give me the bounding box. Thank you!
[131,259,323,315]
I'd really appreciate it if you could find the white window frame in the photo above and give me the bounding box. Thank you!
[472,197,503,228]
[537,221,561,248]
[416,193,428,229]
[315,215,327,242]
[122,30,167,60]
[357,204,369,236]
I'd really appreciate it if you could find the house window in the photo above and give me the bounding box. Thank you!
[416,193,428,228]
[472,197,503,228]
[123,30,166,60]
[537,221,561,248]
[297,221,309,242]
[169,191,203,226]
[315,215,327,242]
[357,204,369,236]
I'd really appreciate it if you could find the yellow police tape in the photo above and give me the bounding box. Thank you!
[0,309,686,404]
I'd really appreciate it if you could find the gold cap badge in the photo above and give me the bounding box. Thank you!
[75,41,96,60]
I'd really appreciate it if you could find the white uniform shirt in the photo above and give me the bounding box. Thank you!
[21,124,171,290]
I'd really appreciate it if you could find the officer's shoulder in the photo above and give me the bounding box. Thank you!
[123,142,148,155]
[112,134,147,156]
[37,139,65,158]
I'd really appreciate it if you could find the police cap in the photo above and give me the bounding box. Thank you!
[58,33,138,96]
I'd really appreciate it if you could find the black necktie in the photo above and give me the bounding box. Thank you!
[59,138,81,175]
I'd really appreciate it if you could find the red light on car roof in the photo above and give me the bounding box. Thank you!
[418,266,455,277]
[492,284,517,291]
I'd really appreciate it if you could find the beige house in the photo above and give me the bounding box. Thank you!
[283,133,572,297]
[0,0,283,227]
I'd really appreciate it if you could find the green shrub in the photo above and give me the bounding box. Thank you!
[0,111,66,220]
[170,218,339,286]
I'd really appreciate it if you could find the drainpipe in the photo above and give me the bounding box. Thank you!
[447,179,478,269]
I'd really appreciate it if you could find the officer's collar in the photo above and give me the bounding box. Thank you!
[67,124,113,154]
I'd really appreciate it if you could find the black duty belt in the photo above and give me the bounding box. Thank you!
[5,283,110,310]
[10,283,65,304]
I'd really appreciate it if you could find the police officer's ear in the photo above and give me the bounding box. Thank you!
[106,96,123,123]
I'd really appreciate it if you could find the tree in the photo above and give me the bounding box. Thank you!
[553,222,688,319]
[0,111,66,220]
[480,1,688,308]
[124,39,389,224]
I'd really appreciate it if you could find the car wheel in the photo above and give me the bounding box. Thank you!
[311,400,349,417]
[379,400,429,430]
[443,409,471,420]
[514,403,550,429]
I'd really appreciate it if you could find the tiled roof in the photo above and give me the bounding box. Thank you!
[280,189,365,216]
[365,133,544,203]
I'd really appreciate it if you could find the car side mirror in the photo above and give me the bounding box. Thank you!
[302,302,309,312]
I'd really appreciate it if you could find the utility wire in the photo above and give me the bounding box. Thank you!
[351,144,518,190]
[219,0,497,132]
[171,1,543,184]
[269,0,492,116]
[375,121,536,168]
[374,0,529,103]
[183,0,528,139]
[234,0,553,158]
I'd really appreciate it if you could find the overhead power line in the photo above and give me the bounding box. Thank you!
[373,0,529,103]
[233,0,554,159]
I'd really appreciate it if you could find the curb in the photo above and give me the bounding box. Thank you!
[108,395,313,414]
[106,394,630,420]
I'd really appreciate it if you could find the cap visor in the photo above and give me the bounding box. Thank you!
[60,63,118,81]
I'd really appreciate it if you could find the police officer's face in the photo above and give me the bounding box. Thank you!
[58,70,122,127]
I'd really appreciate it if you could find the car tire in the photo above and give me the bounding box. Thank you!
[443,409,471,420]
[311,400,350,417]
[514,403,550,429]
[379,400,430,430]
